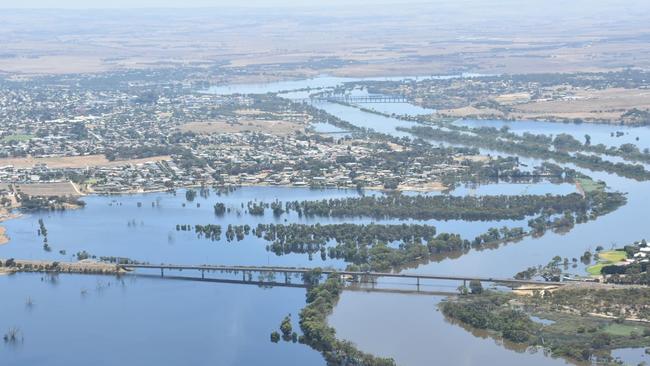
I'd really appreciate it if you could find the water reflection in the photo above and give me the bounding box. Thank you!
[328,292,571,366]
[3,75,648,366]
[2,187,539,266]
[611,347,649,365]
[0,273,323,366]
[456,119,650,151]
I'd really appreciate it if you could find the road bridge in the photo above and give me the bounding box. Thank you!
[133,273,460,296]
[1,258,566,290]
[119,263,566,288]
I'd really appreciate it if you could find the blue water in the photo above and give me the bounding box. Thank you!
[0,186,538,265]
[206,75,421,95]
[0,273,321,366]
[456,119,650,151]
[2,76,645,366]
[315,101,416,137]
[359,101,436,116]
[612,347,649,365]
[205,74,485,96]
[329,293,571,366]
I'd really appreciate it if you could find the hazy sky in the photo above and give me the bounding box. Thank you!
[0,0,428,8]
[3,0,648,11]
[2,0,649,22]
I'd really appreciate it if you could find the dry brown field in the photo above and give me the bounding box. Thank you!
[180,120,304,136]
[13,181,81,197]
[0,155,171,169]
[437,87,650,123]
[1,5,650,77]
[512,89,650,119]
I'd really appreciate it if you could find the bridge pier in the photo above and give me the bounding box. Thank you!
[119,264,566,288]
[306,96,408,104]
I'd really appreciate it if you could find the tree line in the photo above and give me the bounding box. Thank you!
[248,190,625,223]
[401,125,650,181]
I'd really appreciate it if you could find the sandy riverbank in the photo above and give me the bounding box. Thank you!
[0,208,21,245]
[0,227,9,245]
[0,258,124,275]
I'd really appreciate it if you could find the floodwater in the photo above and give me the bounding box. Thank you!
[0,186,540,265]
[456,119,650,151]
[328,292,571,366]
[205,73,484,95]
[2,76,647,366]
[206,75,420,95]
[0,273,320,366]
[611,347,649,365]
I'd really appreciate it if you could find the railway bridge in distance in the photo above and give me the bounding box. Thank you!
[302,95,409,104]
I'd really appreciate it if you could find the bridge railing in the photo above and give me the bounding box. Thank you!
[302,95,409,104]
[119,263,565,287]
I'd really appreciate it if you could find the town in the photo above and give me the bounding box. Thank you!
[0,74,547,199]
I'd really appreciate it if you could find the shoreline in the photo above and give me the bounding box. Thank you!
[216,74,649,127]
[91,181,448,196]
[0,226,8,245]
[0,208,21,245]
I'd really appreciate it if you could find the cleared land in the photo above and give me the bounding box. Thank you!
[586,250,628,275]
[0,155,171,169]
[576,178,605,196]
[397,182,446,192]
[180,120,304,136]
[438,87,650,123]
[0,259,122,275]
[12,181,81,197]
[507,88,650,121]
[1,4,650,77]
[1,134,34,143]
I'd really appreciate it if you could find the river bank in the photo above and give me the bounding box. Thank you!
[1,75,648,366]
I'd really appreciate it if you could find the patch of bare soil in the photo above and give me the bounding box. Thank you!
[180,120,304,136]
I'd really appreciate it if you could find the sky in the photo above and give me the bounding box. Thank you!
[0,0,429,8]
[2,0,648,22]
[2,0,647,11]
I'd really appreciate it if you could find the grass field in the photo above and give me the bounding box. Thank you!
[576,178,605,194]
[1,134,33,143]
[603,323,648,337]
[587,250,628,275]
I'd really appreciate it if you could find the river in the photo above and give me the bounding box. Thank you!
[2,75,648,366]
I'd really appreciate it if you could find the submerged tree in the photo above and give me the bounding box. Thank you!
[280,315,293,341]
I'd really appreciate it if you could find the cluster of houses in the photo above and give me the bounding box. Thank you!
[200,131,466,190]
[0,78,484,194]
[631,241,650,264]
[0,125,474,194]
[0,82,240,160]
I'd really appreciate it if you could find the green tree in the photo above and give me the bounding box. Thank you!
[280,315,293,340]
[469,280,483,294]
[270,331,280,343]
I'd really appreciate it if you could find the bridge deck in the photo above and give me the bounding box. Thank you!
[304,95,409,103]
[119,264,565,286]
